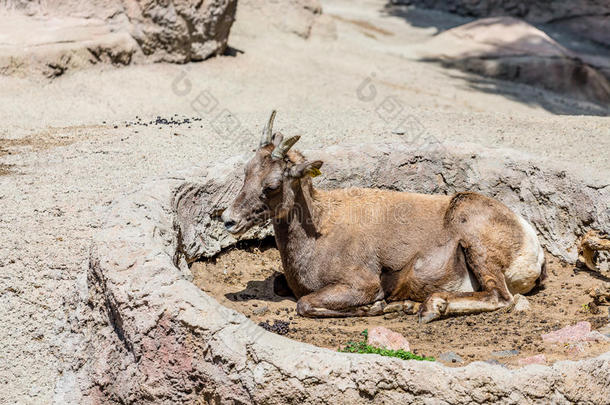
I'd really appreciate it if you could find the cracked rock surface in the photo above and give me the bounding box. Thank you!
[0,0,237,76]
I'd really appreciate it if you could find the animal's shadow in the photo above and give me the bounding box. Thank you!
[225,272,296,303]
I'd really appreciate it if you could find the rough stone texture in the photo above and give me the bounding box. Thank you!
[438,351,464,364]
[367,326,410,352]
[86,142,610,403]
[541,321,610,344]
[518,354,546,366]
[511,294,531,312]
[0,0,237,76]
[393,0,610,47]
[588,283,610,306]
[415,17,610,105]
[492,350,519,358]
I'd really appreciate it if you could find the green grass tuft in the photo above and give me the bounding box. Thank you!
[338,329,435,362]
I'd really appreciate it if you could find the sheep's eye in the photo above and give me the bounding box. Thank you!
[262,185,279,196]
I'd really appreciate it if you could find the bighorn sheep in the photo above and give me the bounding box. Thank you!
[222,111,546,323]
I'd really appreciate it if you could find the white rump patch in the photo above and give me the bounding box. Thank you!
[505,214,544,294]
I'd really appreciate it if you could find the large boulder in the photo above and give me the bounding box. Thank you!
[0,0,237,76]
[415,17,610,105]
[392,0,610,47]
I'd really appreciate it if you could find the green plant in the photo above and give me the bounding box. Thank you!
[338,329,435,362]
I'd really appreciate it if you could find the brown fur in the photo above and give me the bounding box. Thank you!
[222,142,544,322]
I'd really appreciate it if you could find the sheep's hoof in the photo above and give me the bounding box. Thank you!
[418,311,439,324]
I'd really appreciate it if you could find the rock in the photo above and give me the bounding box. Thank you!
[87,142,610,403]
[511,294,531,312]
[587,283,610,306]
[483,359,505,367]
[542,321,608,343]
[585,331,610,342]
[438,351,464,364]
[0,0,238,76]
[566,342,586,355]
[415,17,610,105]
[367,326,410,352]
[253,305,269,315]
[492,349,520,358]
[518,354,546,366]
[542,322,590,343]
[578,232,610,276]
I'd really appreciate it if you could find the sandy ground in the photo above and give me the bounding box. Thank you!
[0,0,609,403]
[192,240,610,367]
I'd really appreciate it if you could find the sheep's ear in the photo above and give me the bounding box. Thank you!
[289,160,323,178]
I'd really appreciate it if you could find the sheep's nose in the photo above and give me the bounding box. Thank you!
[223,219,236,230]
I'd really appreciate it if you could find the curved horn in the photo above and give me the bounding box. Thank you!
[271,135,300,160]
[259,110,277,147]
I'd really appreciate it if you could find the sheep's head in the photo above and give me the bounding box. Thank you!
[221,111,323,235]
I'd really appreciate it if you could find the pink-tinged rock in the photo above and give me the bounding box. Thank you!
[367,326,410,352]
[566,343,586,355]
[541,321,592,343]
[585,331,610,342]
[518,354,546,366]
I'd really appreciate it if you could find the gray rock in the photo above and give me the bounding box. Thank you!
[0,0,238,76]
[253,305,269,316]
[438,351,464,364]
[492,350,520,358]
[414,17,610,105]
[86,142,610,404]
[510,294,531,312]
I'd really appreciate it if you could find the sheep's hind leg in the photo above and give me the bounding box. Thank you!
[296,283,385,318]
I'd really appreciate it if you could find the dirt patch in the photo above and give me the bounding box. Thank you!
[0,163,15,176]
[0,125,98,152]
[0,125,104,176]
[192,238,610,367]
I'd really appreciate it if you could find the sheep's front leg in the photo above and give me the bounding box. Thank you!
[418,290,513,323]
[296,283,385,318]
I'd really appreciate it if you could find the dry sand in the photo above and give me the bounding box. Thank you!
[0,0,608,403]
